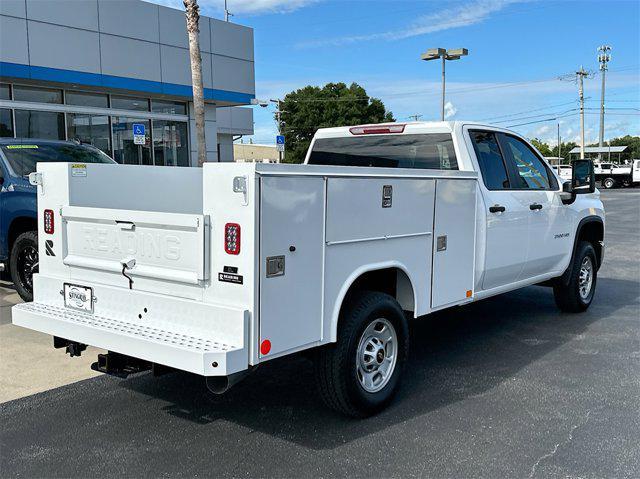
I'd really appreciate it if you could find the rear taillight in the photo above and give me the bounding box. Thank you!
[225,223,241,255]
[44,209,54,234]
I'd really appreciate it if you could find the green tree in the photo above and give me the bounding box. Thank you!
[529,138,577,164]
[279,82,394,163]
[603,135,640,161]
[530,138,553,157]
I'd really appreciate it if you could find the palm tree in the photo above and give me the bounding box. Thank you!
[183,0,206,167]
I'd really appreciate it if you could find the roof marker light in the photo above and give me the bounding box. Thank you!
[349,124,406,135]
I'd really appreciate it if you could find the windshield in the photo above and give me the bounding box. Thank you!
[307,133,458,170]
[0,142,115,176]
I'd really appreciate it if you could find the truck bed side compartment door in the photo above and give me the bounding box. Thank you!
[431,179,477,308]
[259,176,325,358]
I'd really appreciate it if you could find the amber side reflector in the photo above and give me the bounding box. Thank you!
[466,290,473,298]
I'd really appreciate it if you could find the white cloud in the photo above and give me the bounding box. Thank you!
[444,101,457,119]
[297,0,522,48]
[533,125,551,137]
[145,0,317,16]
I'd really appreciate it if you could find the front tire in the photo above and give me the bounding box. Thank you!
[315,291,409,417]
[9,231,38,302]
[602,177,616,189]
[553,241,597,313]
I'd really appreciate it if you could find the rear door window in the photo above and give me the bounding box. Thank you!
[308,133,458,170]
[469,130,510,190]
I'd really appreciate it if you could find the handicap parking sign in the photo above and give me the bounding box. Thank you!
[133,123,146,145]
[276,135,285,145]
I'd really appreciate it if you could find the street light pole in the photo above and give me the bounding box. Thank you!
[421,48,468,121]
[441,54,446,121]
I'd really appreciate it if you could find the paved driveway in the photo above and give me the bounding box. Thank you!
[1,190,638,478]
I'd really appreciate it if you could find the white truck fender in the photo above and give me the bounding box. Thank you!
[328,260,417,343]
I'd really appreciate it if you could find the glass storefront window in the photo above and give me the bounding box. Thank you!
[152,120,189,166]
[66,91,109,108]
[152,100,187,115]
[13,85,62,104]
[0,109,14,137]
[112,117,152,165]
[67,113,112,156]
[14,110,65,139]
[0,84,10,100]
[111,96,149,112]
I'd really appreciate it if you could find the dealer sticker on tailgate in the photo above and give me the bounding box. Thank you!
[63,283,94,313]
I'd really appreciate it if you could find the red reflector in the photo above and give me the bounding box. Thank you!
[224,223,241,255]
[260,339,271,355]
[44,209,54,234]
[349,124,406,135]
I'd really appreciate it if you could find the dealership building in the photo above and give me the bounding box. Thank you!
[0,0,255,166]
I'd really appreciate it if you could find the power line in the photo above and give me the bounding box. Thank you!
[507,111,579,128]
[479,100,579,122]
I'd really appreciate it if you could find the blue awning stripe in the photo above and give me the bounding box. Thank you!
[0,61,254,104]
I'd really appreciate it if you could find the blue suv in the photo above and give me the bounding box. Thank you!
[0,139,115,301]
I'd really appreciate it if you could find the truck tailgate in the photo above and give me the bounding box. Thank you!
[61,206,209,287]
[12,275,248,376]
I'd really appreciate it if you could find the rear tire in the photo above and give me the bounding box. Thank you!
[315,291,409,418]
[553,241,597,313]
[9,231,38,302]
[602,177,616,189]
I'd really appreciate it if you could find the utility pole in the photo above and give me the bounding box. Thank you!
[420,48,468,121]
[224,0,233,21]
[274,99,283,163]
[557,123,561,165]
[408,114,423,122]
[597,45,611,157]
[576,66,589,160]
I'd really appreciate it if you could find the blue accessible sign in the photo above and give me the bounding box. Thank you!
[133,123,146,145]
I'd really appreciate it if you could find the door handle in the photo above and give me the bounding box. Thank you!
[115,220,135,230]
[489,205,506,213]
[529,203,543,210]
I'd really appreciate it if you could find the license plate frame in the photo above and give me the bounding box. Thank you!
[63,283,94,313]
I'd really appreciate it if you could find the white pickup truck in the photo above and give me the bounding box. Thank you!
[594,160,640,189]
[13,122,605,417]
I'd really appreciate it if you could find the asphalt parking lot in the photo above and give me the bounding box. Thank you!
[0,189,638,478]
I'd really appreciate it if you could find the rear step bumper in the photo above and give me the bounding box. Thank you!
[12,301,249,376]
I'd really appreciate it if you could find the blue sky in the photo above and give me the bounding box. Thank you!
[153,0,639,147]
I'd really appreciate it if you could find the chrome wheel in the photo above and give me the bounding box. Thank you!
[578,256,593,300]
[356,318,398,393]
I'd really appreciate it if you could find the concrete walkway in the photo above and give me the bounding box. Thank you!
[0,281,102,403]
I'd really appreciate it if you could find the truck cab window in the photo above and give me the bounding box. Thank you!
[308,134,458,170]
[501,135,553,190]
[469,131,510,189]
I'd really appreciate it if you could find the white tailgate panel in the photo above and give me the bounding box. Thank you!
[431,179,477,308]
[62,206,209,286]
[259,176,325,357]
